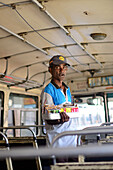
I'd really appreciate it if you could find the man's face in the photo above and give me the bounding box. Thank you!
[50,63,68,81]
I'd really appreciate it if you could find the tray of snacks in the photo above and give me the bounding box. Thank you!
[42,104,79,120]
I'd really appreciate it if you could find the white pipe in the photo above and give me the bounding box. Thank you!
[0,25,47,55]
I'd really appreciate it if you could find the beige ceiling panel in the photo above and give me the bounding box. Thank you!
[0,0,27,4]
[47,46,85,58]
[0,59,6,73]
[29,65,48,77]
[47,47,70,57]
[8,50,49,74]
[102,62,113,68]
[9,49,48,63]
[75,64,90,71]
[0,0,113,89]
[50,47,67,57]
[66,45,88,56]
[45,0,113,25]
[24,28,76,48]
[66,72,85,81]
[10,67,29,79]
[97,54,113,63]
[15,3,58,29]
[0,36,35,58]
[87,63,102,70]
[70,25,113,43]
[24,31,53,49]
[11,65,50,82]
[0,6,30,33]
[0,28,10,38]
[0,2,57,34]
[86,43,113,54]
[74,55,94,64]
[30,72,51,84]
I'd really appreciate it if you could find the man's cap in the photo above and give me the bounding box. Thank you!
[49,55,70,67]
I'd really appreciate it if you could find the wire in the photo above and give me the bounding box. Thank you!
[0,2,11,7]
[0,2,58,47]
[66,47,88,66]
[15,9,57,46]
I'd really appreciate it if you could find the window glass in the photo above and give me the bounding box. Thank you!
[74,96,105,130]
[9,93,37,109]
[8,93,38,137]
[108,94,113,122]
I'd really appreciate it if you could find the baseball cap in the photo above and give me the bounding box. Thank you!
[49,55,70,67]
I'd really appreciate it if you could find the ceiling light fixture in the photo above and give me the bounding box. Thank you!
[90,33,107,40]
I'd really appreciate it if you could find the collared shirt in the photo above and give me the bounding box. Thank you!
[41,80,77,148]
[42,80,71,107]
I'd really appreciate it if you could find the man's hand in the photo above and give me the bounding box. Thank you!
[46,112,69,125]
[60,112,70,123]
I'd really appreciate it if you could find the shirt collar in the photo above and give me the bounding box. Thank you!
[51,79,68,89]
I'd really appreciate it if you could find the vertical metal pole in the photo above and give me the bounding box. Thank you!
[78,155,85,163]
[0,132,13,170]
[12,110,16,137]
[6,148,13,170]
[33,138,42,170]
[104,92,109,122]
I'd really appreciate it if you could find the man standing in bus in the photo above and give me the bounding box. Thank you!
[41,55,77,162]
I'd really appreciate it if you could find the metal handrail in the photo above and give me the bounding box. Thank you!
[0,126,37,141]
[0,132,13,170]
[51,126,113,146]
[0,125,45,138]
[9,108,38,111]
[0,131,9,146]
[100,122,113,126]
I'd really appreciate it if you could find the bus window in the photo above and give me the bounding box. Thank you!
[107,93,113,122]
[74,96,105,130]
[0,91,4,127]
[8,93,38,137]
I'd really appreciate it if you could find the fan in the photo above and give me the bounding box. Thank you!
[81,69,102,77]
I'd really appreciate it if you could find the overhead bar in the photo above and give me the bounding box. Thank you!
[32,0,102,67]
[0,25,48,55]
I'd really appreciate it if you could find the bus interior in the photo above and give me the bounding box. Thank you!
[0,0,113,169]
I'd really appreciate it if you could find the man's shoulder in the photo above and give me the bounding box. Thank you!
[40,83,53,101]
[43,82,55,95]
[44,82,53,90]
